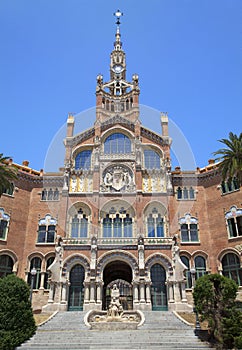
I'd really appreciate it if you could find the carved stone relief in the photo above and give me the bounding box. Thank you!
[100,165,135,193]
[69,173,93,193]
[142,171,167,193]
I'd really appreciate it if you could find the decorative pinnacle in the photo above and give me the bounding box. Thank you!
[114,9,123,27]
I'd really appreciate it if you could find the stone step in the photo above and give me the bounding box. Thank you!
[18,311,213,350]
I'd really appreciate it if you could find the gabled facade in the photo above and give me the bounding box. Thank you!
[0,15,241,313]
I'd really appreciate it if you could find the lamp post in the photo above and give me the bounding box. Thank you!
[30,267,37,304]
[190,267,201,335]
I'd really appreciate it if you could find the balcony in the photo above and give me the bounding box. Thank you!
[62,236,173,249]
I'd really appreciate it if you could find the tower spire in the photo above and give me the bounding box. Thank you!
[113,9,123,50]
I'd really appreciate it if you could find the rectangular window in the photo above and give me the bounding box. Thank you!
[47,225,55,242]
[190,224,198,241]
[228,218,237,238]
[38,226,46,243]
[237,216,242,236]
[0,220,8,240]
[181,224,189,241]
[38,225,55,243]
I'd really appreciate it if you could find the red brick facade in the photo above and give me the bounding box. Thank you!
[1,25,241,312]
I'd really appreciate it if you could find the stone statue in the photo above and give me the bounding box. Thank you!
[107,284,123,318]
[47,236,63,283]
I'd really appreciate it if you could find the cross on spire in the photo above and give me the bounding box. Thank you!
[113,9,123,29]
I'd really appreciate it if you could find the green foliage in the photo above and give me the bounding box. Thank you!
[193,274,242,349]
[221,307,242,349]
[0,153,18,197]
[213,132,242,183]
[0,274,36,350]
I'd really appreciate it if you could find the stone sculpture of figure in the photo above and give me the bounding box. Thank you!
[107,284,123,318]
[136,145,141,165]
[143,176,149,192]
[104,172,113,186]
[71,177,77,192]
[79,175,85,192]
[63,169,69,190]
[47,235,63,283]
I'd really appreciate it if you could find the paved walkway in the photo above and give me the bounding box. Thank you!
[18,311,214,349]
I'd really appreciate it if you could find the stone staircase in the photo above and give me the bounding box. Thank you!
[18,311,214,349]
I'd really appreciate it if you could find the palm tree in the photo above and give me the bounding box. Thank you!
[0,153,18,197]
[213,132,242,184]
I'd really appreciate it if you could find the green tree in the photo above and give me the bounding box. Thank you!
[193,274,242,349]
[213,132,242,184]
[0,154,18,197]
[0,274,36,350]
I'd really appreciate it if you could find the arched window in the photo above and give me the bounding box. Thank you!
[53,188,59,200]
[47,188,53,200]
[104,133,131,154]
[176,187,196,200]
[225,206,242,238]
[147,211,164,238]
[0,254,13,278]
[150,264,167,310]
[103,215,112,237]
[180,256,192,288]
[177,187,182,199]
[75,150,92,170]
[28,257,42,289]
[126,99,129,110]
[195,256,206,279]
[68,264,85,310]
[189,187,195,199]
[222,253,242,286]
[102,208,133,238]
[41,189,47,200]
[183,187,188,199]
[70,207,90,239]
[2,183,14,196]
[44,256,55,289]
[221,178,240,194]
[145,204,166,239]
[0,208,10,241]
[179,214,199,242]
[37,215,57,243]
[144,150,160,169]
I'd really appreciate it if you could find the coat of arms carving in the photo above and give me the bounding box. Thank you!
[101,165,135,192]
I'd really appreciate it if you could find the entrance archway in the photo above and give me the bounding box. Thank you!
[150,263,168,311]
[68,264,85,311]
[103,261,133,310]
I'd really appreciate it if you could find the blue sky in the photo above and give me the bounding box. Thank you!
[0,0,241,171]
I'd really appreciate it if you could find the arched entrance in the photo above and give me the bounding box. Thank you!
[103,261,133,310]
[68,264,85,311]
[150,263,168,311]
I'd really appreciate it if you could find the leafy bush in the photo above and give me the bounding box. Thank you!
[193,274,242,349]
[0,274,36,349]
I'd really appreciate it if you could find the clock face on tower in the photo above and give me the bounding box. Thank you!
[113,64,123,74]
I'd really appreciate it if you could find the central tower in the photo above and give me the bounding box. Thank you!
[95,10,140,125]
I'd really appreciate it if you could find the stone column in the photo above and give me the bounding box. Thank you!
[173,281,181,303]
[167,282,174,303]
[96,281,103,306]
[61,283,67,303]
[48,283,55,303]
[40,272,45,290]
[84,282,90,304]
[139,282,146,303]
[133,282,139,304]
[181,281,187,302]
[90,281,96,304]
[145,282,151,304]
